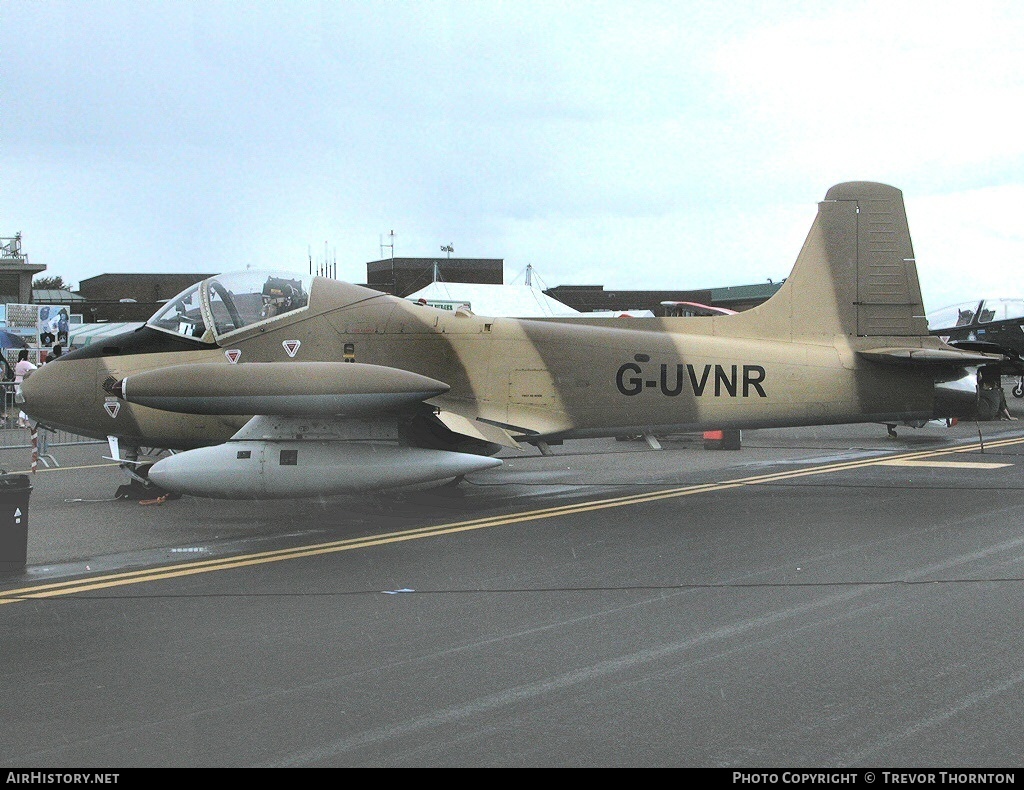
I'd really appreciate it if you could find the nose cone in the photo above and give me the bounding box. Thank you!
[19,360,54,418]
[20,357,96,434]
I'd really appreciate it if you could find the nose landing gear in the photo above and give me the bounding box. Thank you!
[105,438,182,501]
[114,461,181,501]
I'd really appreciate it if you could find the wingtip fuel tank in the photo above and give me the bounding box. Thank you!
[119,361,450,416]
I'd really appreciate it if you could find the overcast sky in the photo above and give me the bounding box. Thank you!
[4,0,1023,312]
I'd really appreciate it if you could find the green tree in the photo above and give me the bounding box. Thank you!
[32,275,67,290]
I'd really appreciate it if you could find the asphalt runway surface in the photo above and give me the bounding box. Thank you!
[3,415,1024,768]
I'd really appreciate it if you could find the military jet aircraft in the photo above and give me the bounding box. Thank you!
[928,297,1024,398]
[21,181,1002,500]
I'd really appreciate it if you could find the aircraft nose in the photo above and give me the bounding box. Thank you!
[20,359,60,422]
[20,357,94,430]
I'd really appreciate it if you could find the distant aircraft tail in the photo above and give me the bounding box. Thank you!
[730,181,930,343]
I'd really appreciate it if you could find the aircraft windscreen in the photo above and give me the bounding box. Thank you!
[927,301,983,331]
[206,271,311,337]
[147,283,209,340]
[978,299,1024,324]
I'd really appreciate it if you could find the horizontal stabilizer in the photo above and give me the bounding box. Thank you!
[858,347,1004,367]
[119,362,450,416]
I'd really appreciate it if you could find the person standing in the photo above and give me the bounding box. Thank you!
[34,348,62,456]
[14,349,36,428]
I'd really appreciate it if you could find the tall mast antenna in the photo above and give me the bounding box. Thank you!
[380,229,395,259]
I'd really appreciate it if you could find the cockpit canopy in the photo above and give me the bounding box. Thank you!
[927,298,1024,331]
[147,271,312,342]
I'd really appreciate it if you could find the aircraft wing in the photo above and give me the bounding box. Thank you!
[113,361,506,499]
[117,360,525,447]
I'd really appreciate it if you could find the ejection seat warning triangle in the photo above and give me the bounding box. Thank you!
[103,401,121,418]
[14,508,22,523]
[225,349,241,364]
[283,340,301,357]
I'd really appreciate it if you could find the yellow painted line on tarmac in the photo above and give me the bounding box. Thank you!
[4,462,120,475]
[877,459,1012,469]
[4,434,1024,604]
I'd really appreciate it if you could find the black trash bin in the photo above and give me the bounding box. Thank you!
[0,474,32,575]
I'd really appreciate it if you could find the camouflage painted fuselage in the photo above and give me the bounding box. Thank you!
[23,182,990,458]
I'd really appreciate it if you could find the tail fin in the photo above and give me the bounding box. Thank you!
[735,181,930,342]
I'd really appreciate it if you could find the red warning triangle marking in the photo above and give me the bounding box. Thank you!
[282,340,301,357]
[225,349,242,364]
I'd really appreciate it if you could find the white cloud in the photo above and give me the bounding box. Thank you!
[4,0,1024,304]
[710,2,1024,181]
[909,185,1024,310]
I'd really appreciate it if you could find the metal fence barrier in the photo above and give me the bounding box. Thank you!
[0,419,103,469]
[0,423,103,447]
[0,363,103,468]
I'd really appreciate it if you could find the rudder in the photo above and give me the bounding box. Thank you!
[830,181,928,337]
[735,182,930,343]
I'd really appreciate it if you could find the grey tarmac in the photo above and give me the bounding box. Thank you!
[3,415,1024,767]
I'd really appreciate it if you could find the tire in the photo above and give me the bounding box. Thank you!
[1013,382,1024,399]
